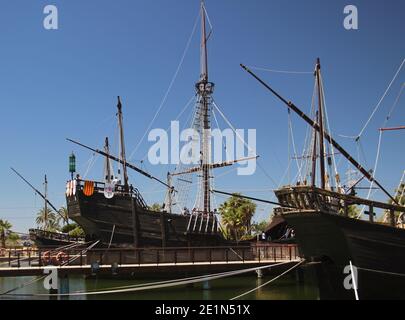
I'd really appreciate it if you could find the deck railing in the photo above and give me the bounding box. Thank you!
[275,185,405,226]
[73,179,148,209]
[29,229,85,243]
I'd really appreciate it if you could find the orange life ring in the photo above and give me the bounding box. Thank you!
[55,251,68,265]
[42,251,51,265]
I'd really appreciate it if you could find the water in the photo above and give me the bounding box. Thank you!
[0,272,319,300]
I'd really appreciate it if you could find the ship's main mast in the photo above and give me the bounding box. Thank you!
[196,0,214,214]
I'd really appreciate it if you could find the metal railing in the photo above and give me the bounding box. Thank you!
[0,243,299,268]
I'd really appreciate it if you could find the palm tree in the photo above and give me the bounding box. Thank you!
[58,206,69,226]
[0,219,12,248]
[36,207,59,231]
[219,194,257,241]
[380,182,405,223]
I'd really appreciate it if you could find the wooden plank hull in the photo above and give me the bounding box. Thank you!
[282,211,405,299]
[66,191,227,247]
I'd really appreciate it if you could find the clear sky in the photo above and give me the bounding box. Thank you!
[0,0,404,233]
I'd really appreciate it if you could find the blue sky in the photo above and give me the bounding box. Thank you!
[0,0,404,233]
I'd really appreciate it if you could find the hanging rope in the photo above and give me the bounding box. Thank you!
[83,153,98,179]
[212,100,277,187]
[356,79,405,217]
[357,130,384,218]
[288,110,303,182]
[230,259,305,300]
[357,58,405,139]
[6,261,297,297]
[128,11,200,160]
[385,83,405,123]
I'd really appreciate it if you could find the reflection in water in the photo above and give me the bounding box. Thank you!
[0,269,319,300]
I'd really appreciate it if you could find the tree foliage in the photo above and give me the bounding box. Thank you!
[69,225,85,237]
[0,219,12,248]
[218,194,257,241]
[58,206,69,226]
[6,233,20,246]
[149,203,163,212]
[382,182,405,223]
[251,221,269,235]
[36,207,59,231]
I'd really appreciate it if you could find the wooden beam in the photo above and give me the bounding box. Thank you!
[160,214,167,248]
[276,186,405,212]
[131,198,139,248]
[379,126,405,132]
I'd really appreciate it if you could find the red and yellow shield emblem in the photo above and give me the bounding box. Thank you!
[83,181,95,196]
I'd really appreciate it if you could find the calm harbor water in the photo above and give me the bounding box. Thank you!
[0,272,319,300]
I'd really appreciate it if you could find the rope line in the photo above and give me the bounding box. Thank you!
[357,130,383,219]
[230,259,305,300]
[128,11,200,160]
[357,266,405,278]
[357,58,405,139]
[212,99,277,187]
[5,261,299,297]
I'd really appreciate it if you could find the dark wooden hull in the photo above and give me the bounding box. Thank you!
[29,229,84,248]
[281,211,405,300]
[29,234,75,248]
[66,191,228,247]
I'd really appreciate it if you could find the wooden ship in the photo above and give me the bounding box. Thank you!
[240,60,405,299]
[65,1,250,248]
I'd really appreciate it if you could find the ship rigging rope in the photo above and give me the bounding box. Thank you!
[356,58,405,139]
[278,159,292,188]
[356,80,405,218]
[212,100,278,187]
[357,130,384,219]
[62,240,100,266]
[0,275,47,296]
[140,94,196,164]
[229,259,305,300]
[83,153,98,179]
[128,11,200,161]
[357,266,405,278]
[385,83,405,124]
[288,109,303,182]
[320,73,341,190]
[5,261,298,297]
